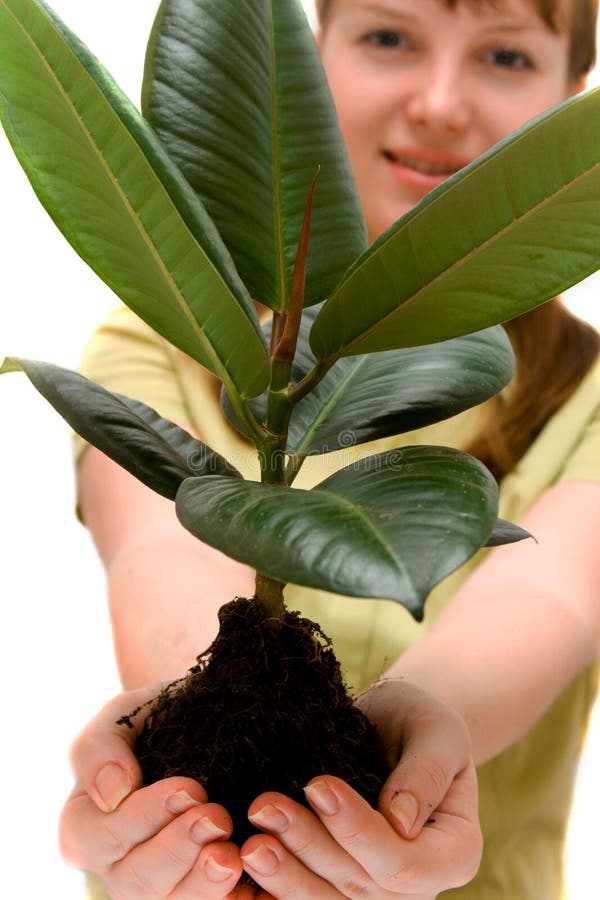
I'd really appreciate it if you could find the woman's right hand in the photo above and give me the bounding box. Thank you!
[59,688,250,899]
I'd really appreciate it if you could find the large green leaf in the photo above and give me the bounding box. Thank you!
[288,327,514,456]
[310,89,600,360]
[142,0,366,311]
[176,446,500,618]
[1,358,240,500]
[223,309,514,456]
[0,0,269,399]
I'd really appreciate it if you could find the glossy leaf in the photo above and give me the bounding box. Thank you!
[176,447,499,618]
[486,518,531,547]
[310,89,600,360]
[223,309,514,456]
[0,0,269,399]
[1,358,240,500]
[142,0,366,311]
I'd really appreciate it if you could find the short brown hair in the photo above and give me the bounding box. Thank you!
[315,0,598,80]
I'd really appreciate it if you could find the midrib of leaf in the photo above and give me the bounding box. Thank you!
[6,0,238,390]
[293,356,369,454]
[269,6,287,311]
[328,159,600,358]
[318,487,414,589]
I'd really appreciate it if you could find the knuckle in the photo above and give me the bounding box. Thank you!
[418,757,450,798]
[116,856,161,898]
[68,730,95,773]
[153,828,196,868]
[58,796,97,869]
[97,818,129,864]
[289,833,317,857]
[335,825,364,849]
[337,869,372,898]
[58,829,84,870]
[58,808,80,867]
[377,861,418,893]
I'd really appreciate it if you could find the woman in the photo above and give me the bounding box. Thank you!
[60,1,600,897]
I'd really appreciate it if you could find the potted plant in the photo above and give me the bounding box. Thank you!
[1,0,599,843]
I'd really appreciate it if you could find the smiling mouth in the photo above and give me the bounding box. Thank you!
[382,150,461,175]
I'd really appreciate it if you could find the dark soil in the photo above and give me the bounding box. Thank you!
[122,596,389,845]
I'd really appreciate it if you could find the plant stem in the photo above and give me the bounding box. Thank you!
[287,357,333,404]
[252,173,321,618]
[252,431,289,617]
[254,573,286,618]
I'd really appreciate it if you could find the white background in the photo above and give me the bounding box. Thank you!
[0,2,598,897]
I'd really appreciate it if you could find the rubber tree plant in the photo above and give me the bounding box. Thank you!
[1,0,599,842]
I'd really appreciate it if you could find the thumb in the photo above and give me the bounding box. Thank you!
[378,702,472,839]
[69,685,157,812]
[356,678,473,840]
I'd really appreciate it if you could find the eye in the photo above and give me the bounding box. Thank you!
[361,29,411,50]
[488,46,534,70]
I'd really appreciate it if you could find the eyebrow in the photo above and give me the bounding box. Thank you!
[361,2,419,20]
[359,2,549,35]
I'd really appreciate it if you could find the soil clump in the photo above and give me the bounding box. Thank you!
[124,596,389,845]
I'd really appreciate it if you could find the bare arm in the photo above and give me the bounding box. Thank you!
[78,445,255,689]
[385,480,600,765]
[68,443,483,898]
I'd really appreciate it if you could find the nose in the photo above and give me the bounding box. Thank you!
[405,60,472,133]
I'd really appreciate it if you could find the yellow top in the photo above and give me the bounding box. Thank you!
[78,305,600,900]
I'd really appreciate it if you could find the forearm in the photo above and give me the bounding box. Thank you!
[78,445,254,689]
[106,536,254,688]
[385,482,600,766]
[387,590,595,765]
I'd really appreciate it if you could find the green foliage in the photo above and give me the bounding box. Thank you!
[309,89,600,359]
[1,0,599,617]
[0,0,269,400]
[0,358,240,500]
[177,447,526,616]
[142,0,367,311]
[223,308,515,460]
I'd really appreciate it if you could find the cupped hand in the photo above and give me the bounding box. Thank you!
[240,679,482,898]
[59,687,245,899]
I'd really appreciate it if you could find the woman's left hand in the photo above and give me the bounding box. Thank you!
[241,679,482,898]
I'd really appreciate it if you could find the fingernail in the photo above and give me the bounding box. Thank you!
[390,791,419,835]
[166,790,201,814]
[304,780,339,815]
[95,763,132,812]
[190,816,229,843]
[204,856,235,883]
[248,803,289,832]
[241,845,279,876]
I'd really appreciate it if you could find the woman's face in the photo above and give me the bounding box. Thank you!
[319,0,580,241]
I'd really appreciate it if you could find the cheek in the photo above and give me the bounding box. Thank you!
[323,57,383,144]
[330,80,387,161]
[484,83,571,142]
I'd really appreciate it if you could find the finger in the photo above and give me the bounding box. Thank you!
[176,843,244,898]
[383,762,483,893]
[384,712,471,838]
[241,834,342,899]
[60,776,208,869]
[357,681,471,838]
[305,774,482,894]
[248,792,396,899]
[110,809,239,899]
[303,776,416,892]
[69,686,159,812]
